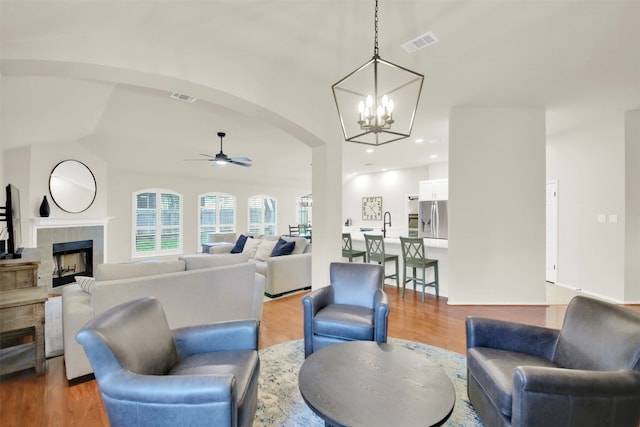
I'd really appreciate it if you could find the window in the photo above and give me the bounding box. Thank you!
[248,195,277,236]
[199,193,236,245]
[133,189,182,257]
[296,194,312,227]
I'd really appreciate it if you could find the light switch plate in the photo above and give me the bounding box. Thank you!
[597,214,607,223]
[608,214,618,223]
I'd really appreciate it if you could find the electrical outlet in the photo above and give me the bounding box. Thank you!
[608,214,618,223]
[597,214,607,223]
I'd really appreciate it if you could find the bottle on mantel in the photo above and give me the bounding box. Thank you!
[39,196,51,217]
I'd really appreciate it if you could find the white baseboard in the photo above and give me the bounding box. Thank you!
[446,300,547,306]
[552,282,640,305]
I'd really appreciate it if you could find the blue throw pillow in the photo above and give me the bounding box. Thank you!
[231,234,250,254]
[271,237,296,257]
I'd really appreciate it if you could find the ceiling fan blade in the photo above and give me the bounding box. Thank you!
[229,159,252,167]
[184,158,212,161]
[190,132,252,168]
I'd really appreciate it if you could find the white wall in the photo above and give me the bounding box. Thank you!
[343,165,444,233]
[311,142,343,289]
[106,168,309,264]
[624,110,639,302]
[547,114,627,301]
[4,143,109,249]
[448,107,546,304]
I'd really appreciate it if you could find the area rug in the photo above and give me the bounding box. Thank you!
[255,338,483,426]
[45,295,64,358]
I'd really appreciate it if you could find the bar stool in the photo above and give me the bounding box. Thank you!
[364,234,399,287]
[342,233,366,262]
[399,236,439,302]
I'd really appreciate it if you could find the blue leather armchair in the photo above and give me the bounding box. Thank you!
[302,262,389,358]
[466,295,640,427]
[76,296,259,427]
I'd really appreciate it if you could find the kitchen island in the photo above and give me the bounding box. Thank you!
[345,228,449,299]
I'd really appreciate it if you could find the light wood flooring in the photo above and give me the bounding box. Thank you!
[1,284,638,427]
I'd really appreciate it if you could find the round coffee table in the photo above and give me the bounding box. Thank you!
[298,341,455,427]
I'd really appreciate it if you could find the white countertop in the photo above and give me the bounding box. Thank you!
[345,227,448,249]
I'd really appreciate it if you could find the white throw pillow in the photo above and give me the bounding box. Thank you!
[254,239,278,261]
[242,238,262,259]
[75,276,96,294]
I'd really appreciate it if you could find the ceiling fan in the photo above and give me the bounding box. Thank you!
[186,132,252,168]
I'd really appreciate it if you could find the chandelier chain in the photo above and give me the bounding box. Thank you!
[374,0,379,56]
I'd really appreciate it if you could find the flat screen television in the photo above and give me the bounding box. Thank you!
[1,184,23,259]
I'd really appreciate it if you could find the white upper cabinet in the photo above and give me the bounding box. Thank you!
[419,179,448,201]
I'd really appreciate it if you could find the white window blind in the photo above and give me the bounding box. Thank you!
[133,189,182,257]
[248,195,277,236]
[199,192,236,245]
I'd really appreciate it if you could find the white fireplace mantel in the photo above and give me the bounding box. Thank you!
[31,217,112,229]
[31,217,113,250]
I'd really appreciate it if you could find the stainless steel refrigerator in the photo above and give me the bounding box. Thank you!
[418,200,448,239]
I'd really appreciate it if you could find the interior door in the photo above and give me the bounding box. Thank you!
[546,180,558,283]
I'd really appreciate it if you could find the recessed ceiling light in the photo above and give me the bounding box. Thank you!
[430,154,439,159]
[414,138,424,144]
[366,148,374,153]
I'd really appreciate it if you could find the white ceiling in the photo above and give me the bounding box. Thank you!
[1,1,639,187]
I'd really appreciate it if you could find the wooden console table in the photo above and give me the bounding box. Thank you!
[1,249,47,376]
[0,248,41,291]
[0,287,48,375]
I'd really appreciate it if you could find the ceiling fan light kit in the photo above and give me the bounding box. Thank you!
[332,0,424,146]
[185,132,252,168]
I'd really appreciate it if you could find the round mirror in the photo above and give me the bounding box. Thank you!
[49,160,97,213]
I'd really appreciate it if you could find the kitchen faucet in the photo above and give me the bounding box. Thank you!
[382,211,392,238]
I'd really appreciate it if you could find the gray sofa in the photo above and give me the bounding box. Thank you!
[466,295,640,427]
[62,256,265,383]
[209,234,312,298]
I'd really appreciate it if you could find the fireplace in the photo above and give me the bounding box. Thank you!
[52,240,93,287]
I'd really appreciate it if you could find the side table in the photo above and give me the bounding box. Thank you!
[0,287,48,376]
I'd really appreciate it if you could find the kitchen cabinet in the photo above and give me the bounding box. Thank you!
[419,179,448,201]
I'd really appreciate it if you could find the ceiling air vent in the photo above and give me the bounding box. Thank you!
[170,92,197,103]
[402,31,439,53]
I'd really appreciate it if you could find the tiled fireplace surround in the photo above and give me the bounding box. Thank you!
[33,219,107,292]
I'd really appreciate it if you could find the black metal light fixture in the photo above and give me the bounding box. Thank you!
[332,0,424,146]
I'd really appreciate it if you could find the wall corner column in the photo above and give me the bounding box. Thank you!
[448,107,546,304]
[311,139,342,289]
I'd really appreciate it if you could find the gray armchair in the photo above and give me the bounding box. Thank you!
[76,296,259,427]
[466,295,640,427]
[302,262,389,358]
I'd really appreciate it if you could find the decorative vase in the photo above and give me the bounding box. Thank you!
[39,196,51,217]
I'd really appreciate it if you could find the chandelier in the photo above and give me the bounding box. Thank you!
[332,0,424,146]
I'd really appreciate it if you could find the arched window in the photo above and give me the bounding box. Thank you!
[199,192,236,245]
[132,189,182,257]
[248,195,277,236]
